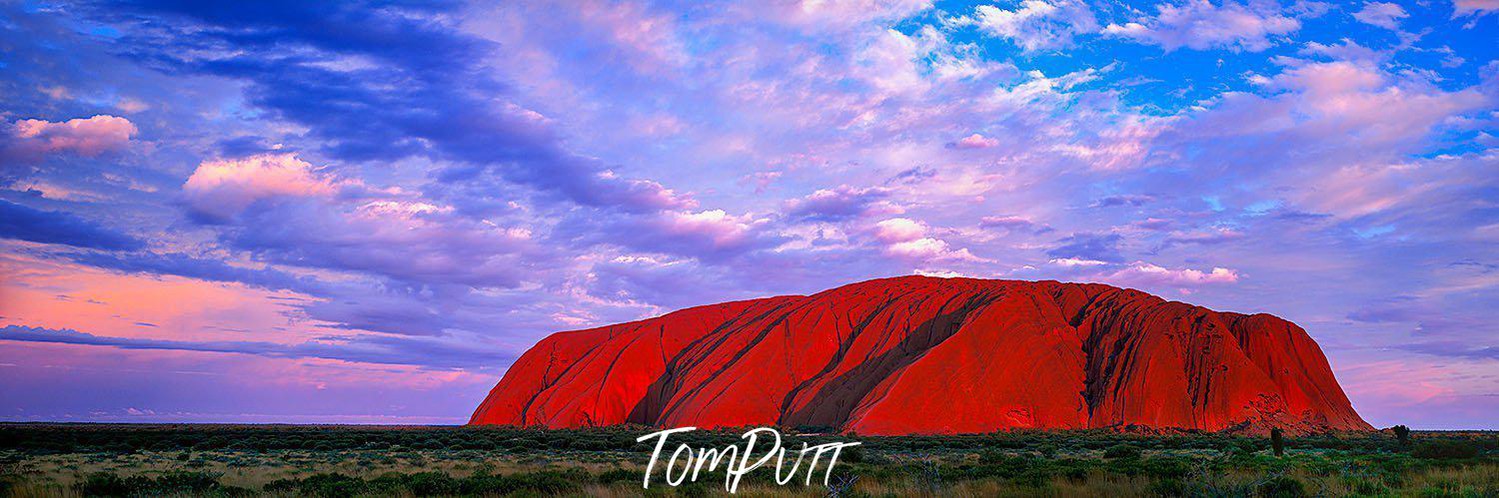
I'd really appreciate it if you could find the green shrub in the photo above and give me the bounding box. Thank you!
[1103,444,1142,459]
[1412,440,1481,460]
[1393,425,1412,448]
[76,471,225,497]
[1256,475,1307,498]
[596,467,640,483]
[1150,477,1186,496]
[78,472,130,496]
[150,471,222,494]
[841,445,866,464]
[291,473,369,497]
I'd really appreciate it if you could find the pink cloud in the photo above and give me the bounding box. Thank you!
[571,0,688,73]
[1171,59,1492,219]
[869,218,987,262]
[950,133,1000,149]
[763,0,933,31]
[739,171,784,193]
[0,252,325,344]
[4,115,136,160]
[182,153,336,220]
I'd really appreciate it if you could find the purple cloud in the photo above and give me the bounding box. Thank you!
[0,200,142,251]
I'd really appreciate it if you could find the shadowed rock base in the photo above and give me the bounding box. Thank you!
[470,276,1372,435]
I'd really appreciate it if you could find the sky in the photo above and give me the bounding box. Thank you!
[0,0,1495,429]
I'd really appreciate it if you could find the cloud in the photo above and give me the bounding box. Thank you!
[1165,227,1244,245]
[886,237,950,259]
[1,115,136,162]
[1046,232,1123,262]
[581,255,757,312]
[1157,59,1493,220]
[946,133,1000,149]
[98,1,693,215]
[1103,0,1300,52]
[763,0,933,31]
[652,209,765,252]
[1352,2,1408,30]
[1399,342,1499,360]
[1452,0,1499,17]
[177,152,553,291]
[1300,39,1388,63]
[559,208,784,265]
[873,217,928,243]
[1049,257,1107,267]
[0,324,504,370]
[868,218,984,262]
[0,200,142,251]
[783,185,897,221]
[65,251,324,294]
[1090,194,1155,208]
[1102,262,1241,287]
[979,215,1048,234]
[182,153,336,221]
[973,0,1099,52]
[225,199,543,290]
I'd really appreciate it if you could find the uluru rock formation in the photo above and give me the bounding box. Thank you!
[471,276,1371,435]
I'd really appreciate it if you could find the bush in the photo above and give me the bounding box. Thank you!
[1257,475,1307,498]
[978,449,1009,465]
[405,471,460,495]
[1412,440,1481,460]
[1103,444,1142,459]
[78,473,130,496]
[76,471,225,497]
[150,471,222,494]
[841,445,866,464]
[596,467,640,484]
[1149,477,1186,496]
[1393,425,1412,447]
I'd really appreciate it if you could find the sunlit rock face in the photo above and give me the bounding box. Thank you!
[471,276,1371,435]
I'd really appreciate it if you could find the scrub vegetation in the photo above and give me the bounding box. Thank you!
[0,424,1494,497]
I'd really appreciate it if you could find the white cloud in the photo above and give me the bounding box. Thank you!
[888,237,948,258]
[656,209,761,249]
[1103,0,1300,52]
[873,217,927,242]
[973,0,1099,52]
[1050,257,1107,267]
[1300,39,1388,63]
[1352,2,1408,30]
[1452,0,1499,17]
[1104,262,1241,287]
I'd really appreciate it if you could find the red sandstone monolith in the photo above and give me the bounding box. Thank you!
[470,276,1371,435]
